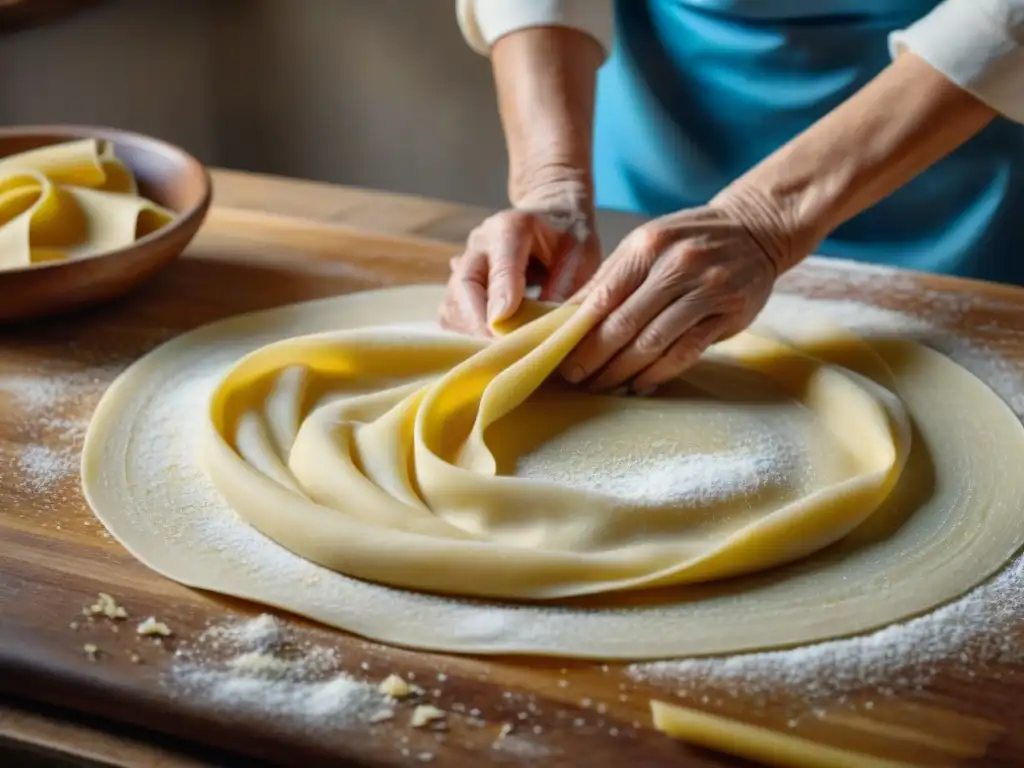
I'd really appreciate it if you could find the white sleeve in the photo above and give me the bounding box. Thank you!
[889,0,1024,123]
[457,0,613,56]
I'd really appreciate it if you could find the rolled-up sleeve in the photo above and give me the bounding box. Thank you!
[457,0,613,56]
[890,0,1024,123]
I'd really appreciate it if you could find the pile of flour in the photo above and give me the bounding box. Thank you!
[170,613,395,727]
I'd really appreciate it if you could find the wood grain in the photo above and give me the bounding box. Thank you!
[0,697,262,767]
[1,169,1023,767]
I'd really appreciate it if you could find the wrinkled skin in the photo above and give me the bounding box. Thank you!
[440,205,601,337]
[560,205,781,394]
[441,199,786,394]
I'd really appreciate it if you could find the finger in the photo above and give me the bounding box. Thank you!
[440,255,462,328]
[587,289,715,391]
[443,251,490,337]
[556,253,652,383]
[568,224,665,306]
[486,219,533,325]
[563,268,693,387]
[439,257,467,332]
[571,247,602,298]
[439,275,485,336]
[542,238,601,303]
[632,314,731,393]
[438,295,467,333]
[566,248,620,306]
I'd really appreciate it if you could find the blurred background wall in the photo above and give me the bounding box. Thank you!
[0,0,512,207]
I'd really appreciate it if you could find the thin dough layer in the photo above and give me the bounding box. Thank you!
[80,287,1024,659]
[200,298,910,599]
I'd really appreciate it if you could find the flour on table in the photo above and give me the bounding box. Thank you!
[93,272,1024,709]
[1,368,111,497]
[629,552,1024,706]
[171,614,393,727]
[202,612,284,652]
[626,274,1024,704]
[17,444,78,493]
[0,369,106,412]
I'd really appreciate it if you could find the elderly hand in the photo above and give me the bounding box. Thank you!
[561,200,794,394]
[440,184,601,336]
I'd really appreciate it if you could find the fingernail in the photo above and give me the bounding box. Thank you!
[488,294,513,323]
[633,385,657,397]
[562,363,587,383]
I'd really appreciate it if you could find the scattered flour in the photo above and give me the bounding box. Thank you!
[201,611,284,652]
[0,370,101,412]
[171,614,393,727]
[492,733,555,758]
[175,666,391,727]
[17,444,77,493]
[1,368,111,496]
[630,552,1024,704]
[84,266,1024,709]
[624,272,1024,701]
[517,449,788,508]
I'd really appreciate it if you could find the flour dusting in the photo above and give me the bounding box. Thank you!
[171,614,393,727]
[517,449,787,508]
[84,269,1024,710]
[1,368,113,497]
[202,612,284,652]
[17,444,77,493]
[631,552,1024,702]
[623,267,1024,701]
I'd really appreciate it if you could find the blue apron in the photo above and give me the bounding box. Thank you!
[593,0,1024,285]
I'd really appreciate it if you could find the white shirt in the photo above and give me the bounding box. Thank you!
[457,0,1024,124]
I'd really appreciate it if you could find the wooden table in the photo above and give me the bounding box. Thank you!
[2,168,1023,767]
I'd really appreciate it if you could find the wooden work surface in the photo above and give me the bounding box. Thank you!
[2,168,1024,768]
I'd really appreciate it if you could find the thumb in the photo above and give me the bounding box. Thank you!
[486,230,532,324]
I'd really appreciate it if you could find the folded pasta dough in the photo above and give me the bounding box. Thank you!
[201,300,912,600]
[0,138,174,269]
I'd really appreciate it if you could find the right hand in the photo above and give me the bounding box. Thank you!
[440,194,600,337]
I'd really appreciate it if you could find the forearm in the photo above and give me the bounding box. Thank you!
[490,26,603,209]
[717,52,997,271]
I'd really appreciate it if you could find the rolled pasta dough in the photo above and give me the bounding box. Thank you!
[80,287,1024,659]
[200,298,911,599]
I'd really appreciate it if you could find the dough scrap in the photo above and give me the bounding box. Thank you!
[80,287,1024,659]
[0,138,174,270]
[650,700,914,767]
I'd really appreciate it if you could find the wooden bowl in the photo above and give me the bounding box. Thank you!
[0,125,211,322]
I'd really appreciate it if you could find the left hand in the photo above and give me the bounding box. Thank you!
[559,202,793,394]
